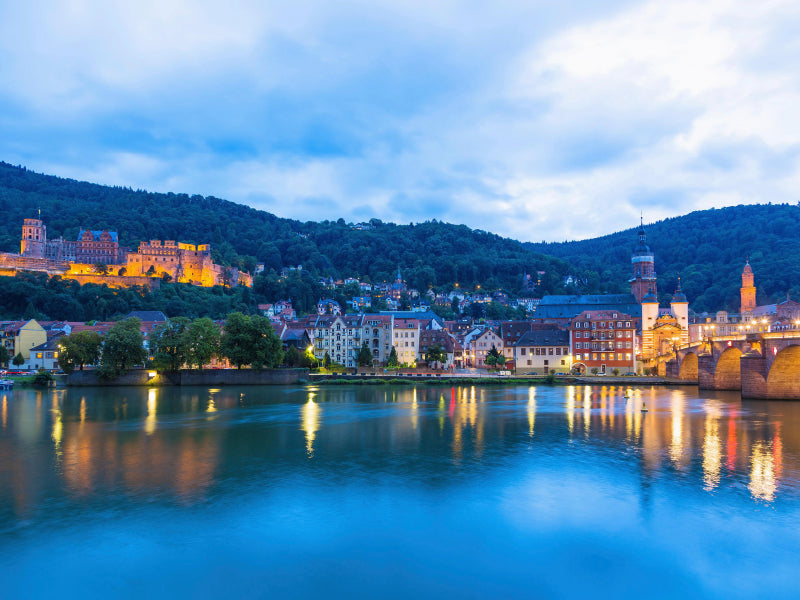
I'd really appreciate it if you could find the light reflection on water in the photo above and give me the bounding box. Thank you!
[0,383,799,599]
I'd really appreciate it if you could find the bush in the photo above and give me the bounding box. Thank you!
[32,368,54,387]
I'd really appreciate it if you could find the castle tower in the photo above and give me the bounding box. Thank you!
[741,260,756,314]
[670,280,690,346]
[630,218,657,303]
[20,217,47,258]
[640,288,660,360]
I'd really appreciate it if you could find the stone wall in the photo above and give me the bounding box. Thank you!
[67,368,308,386]
[65,274,160,289]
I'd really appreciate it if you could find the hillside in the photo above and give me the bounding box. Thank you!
[0,162,569,298]
[527,204,800,313]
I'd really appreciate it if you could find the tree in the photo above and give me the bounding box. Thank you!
[220,312,253,369]
[357,341,373,367]
[12,352,24,367]
[0,345,8,367]
[220,312,283,370]
[323,351,331,368]
[58,330,103,373]
[184,318,220,369]
[284,345,300,367]
[425,342,447,369]
[99,318,147,378]
[146,265,156,276]
[485,344,501,369]
[94,262,108,276]
[387,346,399,368]
[150,317,190,372]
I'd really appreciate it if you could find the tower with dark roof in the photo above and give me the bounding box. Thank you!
[630,217,657,303]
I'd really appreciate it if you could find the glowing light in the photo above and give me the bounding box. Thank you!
[702,402,721,491]
[670,394,684,467]
[302,395,320,458]
[145,388,157,434]
[566,386,576,435]
[527,387,536,437]
[749,441,777,502]
[1,396,6,429]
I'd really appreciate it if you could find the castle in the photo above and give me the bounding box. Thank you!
[2,217,252,288]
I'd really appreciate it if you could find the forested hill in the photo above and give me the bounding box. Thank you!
[527,204,800,313]
[0,162,568,294]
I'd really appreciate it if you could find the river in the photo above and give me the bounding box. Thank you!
[1,384,798,599]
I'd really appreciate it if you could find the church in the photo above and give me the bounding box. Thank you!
[632,219,689,361]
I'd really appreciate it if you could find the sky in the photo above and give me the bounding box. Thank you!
[1,0,799,243]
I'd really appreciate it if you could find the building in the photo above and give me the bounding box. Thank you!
[469,328,504,368]
[630,218,657,303]
[741,261,756,314]
[393,318,421,366]
[640,283,689,360]
[570,310,637,374]
[10,217,252,288]
[419,329,463,369]
[534,294,642,326]
[514,330,571,374]
[317,299,342,316]
[1,319,47,363]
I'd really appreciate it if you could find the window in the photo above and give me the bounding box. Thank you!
[520,348,526,355]
[561,359,565,366]
[576,322,581,328]
[548,348,554,355]
[556,348,561,355]
[576,342,582,349]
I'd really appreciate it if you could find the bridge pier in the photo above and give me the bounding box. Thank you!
[741,352,768,399]
[697,354,716,389]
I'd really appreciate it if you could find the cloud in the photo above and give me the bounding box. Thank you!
[1,0,799,243]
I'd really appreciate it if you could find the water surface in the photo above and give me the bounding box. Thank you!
[1,384,798,599]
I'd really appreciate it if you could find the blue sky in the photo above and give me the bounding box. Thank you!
[2,0,799,242]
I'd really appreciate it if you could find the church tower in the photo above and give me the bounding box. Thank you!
[20,217,47,258]
[741,260,756,314]
[630,218,657,303]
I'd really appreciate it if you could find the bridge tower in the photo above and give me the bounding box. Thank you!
[741,261,756,314]
[641,288,659,359]
[670,280,690,346]
[630,218,657,303]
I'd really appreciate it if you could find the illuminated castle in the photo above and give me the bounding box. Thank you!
[9,217,252,288]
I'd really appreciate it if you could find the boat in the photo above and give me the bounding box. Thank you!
[0,379,14,389]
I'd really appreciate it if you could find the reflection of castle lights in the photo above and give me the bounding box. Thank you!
[749,441,777,502]
[702,403,722,491]
[145,388,157,434]
[302,395,320,458]
[2,396,7,428]
[527,387,536,437]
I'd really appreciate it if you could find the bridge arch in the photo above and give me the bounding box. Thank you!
[679,352,698,381]
[714,346,743,390]
[767,345,800,400]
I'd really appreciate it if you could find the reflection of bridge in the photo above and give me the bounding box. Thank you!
[665,333,800,399]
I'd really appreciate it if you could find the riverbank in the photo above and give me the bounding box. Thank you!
[309,373,690,386]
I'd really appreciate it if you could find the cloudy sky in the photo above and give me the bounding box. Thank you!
[1,0,799,242]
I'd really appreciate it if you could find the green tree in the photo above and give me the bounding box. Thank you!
[357,341,373,367]
[150,317,190,372]
[387,346,399,368]
[220,312,283,369]
[323,351,331,368]
[425,342,447,368]
[99,318,147,378]
[94,262,108,275]
[58,330,103,373]
[184,317,220,370]
[485,344,501,368]
[284,345,300,367]
[220,312,253,369]
[12,352,24,367]
[0,345,8,367]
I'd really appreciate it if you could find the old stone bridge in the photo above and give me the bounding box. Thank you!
[665,333,800,399]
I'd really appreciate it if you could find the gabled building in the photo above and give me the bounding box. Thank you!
[570,310,637,374]
[514,330,571,374]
